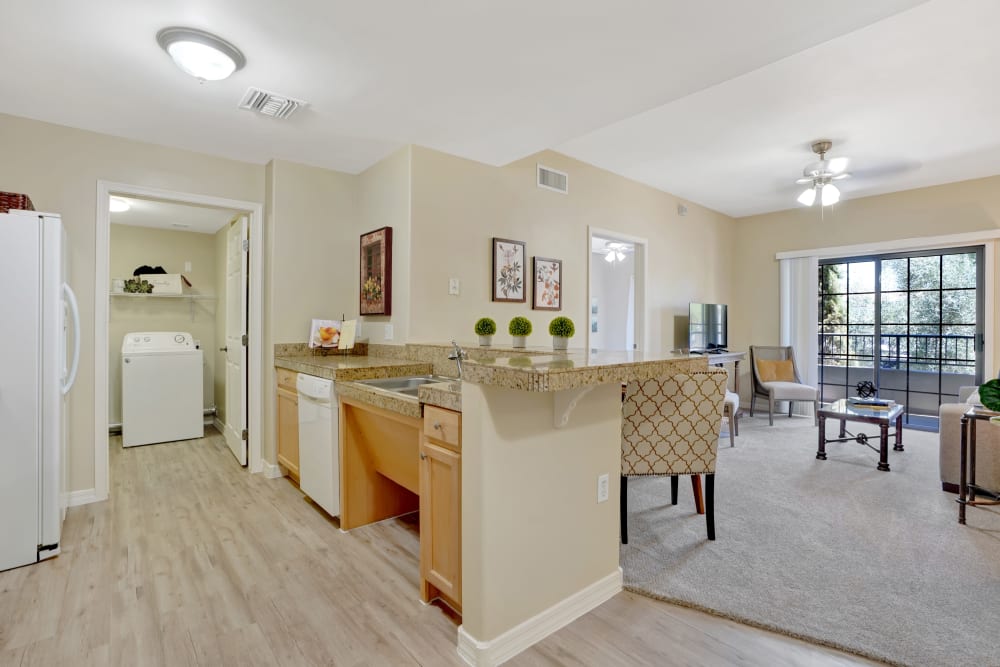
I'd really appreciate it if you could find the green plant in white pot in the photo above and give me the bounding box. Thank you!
[508,316,532,348]
[548,316,575,351]
[474,317,497,346]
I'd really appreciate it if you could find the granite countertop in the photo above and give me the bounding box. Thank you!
[274,354,431,382]
[461,350,709,392]
[336,378,461,418]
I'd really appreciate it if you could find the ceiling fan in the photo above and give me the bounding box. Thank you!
[602,241,633,263]
[795,140,851,207]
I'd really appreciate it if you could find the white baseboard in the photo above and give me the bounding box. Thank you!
[67,488,105,507]
[213,417,225,433]
[260,460,284,479]
[457,568,622,666]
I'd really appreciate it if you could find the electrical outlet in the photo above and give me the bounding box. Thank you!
[384,324,393,340]
[597,473,609,503]
[448,278,460,295]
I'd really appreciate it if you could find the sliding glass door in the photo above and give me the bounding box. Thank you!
[818,247,984,430]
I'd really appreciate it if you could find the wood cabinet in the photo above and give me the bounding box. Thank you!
[420,405,461,613]
[276,368,300,482]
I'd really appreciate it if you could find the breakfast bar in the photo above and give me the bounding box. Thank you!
[456,350,706,665]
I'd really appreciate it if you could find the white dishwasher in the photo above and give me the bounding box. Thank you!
[296,374,340,517]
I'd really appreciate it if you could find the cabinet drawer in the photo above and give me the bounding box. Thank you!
[424,406,461,448]
[276,367,297,390]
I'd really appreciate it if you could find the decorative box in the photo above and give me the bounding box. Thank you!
[0,191,35,214]
[139,273,183,294]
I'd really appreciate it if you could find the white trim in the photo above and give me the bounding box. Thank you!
[213,416,226,434]
[260,460,284,479]
[775,230,1000,260]
[586,226,648,354]
[456,568,622,667]
[984,241,996,376]
[94,181,265,501]
[67,488,102,507]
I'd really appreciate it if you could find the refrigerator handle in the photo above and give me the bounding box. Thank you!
[61,282,81,395]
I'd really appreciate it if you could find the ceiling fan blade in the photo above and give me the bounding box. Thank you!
[795,177,814,185]
[831,172,852,181]
[827,157,850,174]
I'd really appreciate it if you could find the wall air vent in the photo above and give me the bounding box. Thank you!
[537,164,569,194]
[238,87,307,120]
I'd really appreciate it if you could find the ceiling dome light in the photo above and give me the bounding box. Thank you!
[156,27,246,81]
[109,197,131,213]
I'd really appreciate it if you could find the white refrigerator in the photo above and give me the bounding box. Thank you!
[0,210,80,571]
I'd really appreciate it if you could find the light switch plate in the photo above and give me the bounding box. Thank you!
[384,324,393,340]
[448,278,460,295]
[597,473,609,503]
[184,261,192,272]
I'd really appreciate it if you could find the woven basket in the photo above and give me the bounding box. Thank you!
[0,192,35,214]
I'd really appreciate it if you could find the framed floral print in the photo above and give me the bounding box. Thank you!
[360,227,392,315]
[532,257,562,310]
[492,238,526,302]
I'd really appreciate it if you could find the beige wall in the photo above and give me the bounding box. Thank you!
[0,113,264,493]
[409,147,736,353]
[358,146,412,345]
[261,159,359,464]
[109,224,219,423]
[732,176,1000,394]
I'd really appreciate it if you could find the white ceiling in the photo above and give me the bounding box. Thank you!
[6,1,997,217]
[110,196,241,234]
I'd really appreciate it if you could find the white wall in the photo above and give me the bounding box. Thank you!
[0,113,264,493]
[589,251,634,350]
[109,224,219,424]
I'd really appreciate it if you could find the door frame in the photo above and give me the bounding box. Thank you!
[586,226,648,353]
[94,181,264,501]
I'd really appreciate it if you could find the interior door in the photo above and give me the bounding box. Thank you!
[224,216,248,464]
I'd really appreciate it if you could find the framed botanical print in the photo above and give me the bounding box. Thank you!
[532,257,562,310]
[492,238,526,302]
[360,227,392,315]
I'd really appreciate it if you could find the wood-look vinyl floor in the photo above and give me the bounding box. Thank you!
[0,430,881,666]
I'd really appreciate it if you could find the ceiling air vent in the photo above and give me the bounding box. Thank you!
[238,87,306,120]
[537,164,568,194]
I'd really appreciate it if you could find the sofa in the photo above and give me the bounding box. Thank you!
[939,386,1000,493]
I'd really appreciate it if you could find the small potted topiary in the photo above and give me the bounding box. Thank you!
[474,317,497,346]
[508,316,532,348]
[548,316,575,350]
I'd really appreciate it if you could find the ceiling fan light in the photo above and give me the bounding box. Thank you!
[797,187,817,207]
[604,250,616,263]
[616,251,625,261]
[821,183,841,206]
[827,157,850,174]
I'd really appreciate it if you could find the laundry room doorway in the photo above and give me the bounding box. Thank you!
[95,182,263,500]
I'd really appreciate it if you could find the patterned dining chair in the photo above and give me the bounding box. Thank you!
[621,370,727,542]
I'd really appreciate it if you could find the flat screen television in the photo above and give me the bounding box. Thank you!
[689,303,728,352]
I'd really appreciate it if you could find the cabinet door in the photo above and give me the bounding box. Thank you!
[276,385,300,481]
[420,439,461,609]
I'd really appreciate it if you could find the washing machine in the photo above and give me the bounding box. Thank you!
[121,332,203,447]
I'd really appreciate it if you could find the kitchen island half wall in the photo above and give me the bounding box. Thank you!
[458,351,707,666]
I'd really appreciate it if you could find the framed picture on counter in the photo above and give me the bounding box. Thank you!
[532,257,562,310]
[492,237,526,302]
[360,227,392,315]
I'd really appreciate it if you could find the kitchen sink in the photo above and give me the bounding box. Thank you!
[356,374,456,393]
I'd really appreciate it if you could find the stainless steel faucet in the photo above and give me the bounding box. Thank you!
[448,340,468,379]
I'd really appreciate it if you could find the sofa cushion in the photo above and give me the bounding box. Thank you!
[757,359,795,382]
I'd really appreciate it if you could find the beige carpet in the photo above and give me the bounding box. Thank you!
[621,415,1000,667]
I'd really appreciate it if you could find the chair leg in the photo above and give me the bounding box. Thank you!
[788,401,793,418]
[768,395,774,426]
[706,473,716,541]
[813,400,819,426]
[670,475,679,505]
[734,410,739,437]
[727,408,735,448]
[749,394,755,417]
[691,475,705,515]
[620,475,628,544]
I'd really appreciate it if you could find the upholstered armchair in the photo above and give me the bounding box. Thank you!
[749,345,818,426]
[621,370,727,542]
[939,386,1000,493]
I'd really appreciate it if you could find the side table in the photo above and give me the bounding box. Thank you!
[958,406,1000,525]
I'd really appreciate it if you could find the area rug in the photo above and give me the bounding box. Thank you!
[621,415,1000,667]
